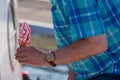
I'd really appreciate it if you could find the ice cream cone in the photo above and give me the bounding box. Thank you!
[18,22,32,47]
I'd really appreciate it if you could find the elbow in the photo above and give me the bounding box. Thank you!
[84,34,108,53]
[94,35,108,53]
[100,40,108,52]
[97,34,108,53]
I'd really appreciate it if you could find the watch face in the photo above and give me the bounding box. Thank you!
[46,51,54,62]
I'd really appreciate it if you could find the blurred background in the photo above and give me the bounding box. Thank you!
[18,0,69,80]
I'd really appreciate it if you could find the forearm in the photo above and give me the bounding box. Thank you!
[55,34,107,65]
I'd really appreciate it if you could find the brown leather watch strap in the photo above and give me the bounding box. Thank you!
[48,61,56,67]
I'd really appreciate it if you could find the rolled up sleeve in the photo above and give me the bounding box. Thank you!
[67,0,105,42]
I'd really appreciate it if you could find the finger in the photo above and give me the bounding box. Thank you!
[16,46,27,52]
[15,55,24,59]
[15,51,27,57]
[15,53,26,57]
[15,55,27,60]
[15,52,28,60]
[18,59,28,64]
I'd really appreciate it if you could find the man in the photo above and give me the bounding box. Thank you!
[15,0,120,80]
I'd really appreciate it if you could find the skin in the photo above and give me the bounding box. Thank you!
[68,70,77,80]
[15,34,107,79]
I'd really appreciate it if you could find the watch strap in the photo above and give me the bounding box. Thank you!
[44,50,56,67]
[48,61,56,67]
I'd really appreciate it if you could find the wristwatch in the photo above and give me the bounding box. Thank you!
[44,50,56,67]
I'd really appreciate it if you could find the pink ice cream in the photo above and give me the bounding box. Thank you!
[18,22,32,46]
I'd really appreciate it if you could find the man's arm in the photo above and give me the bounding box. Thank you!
[15,34,107,67]
[55,34,107,64]
[68,69,77,80]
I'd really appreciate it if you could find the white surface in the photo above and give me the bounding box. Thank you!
[0,0,22,80]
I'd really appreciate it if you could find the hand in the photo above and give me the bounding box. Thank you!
[15,46,48,67]
[68,70,77,80]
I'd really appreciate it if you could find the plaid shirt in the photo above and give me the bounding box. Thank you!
[50,0,120,80]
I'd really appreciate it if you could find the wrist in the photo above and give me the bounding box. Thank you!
[43,50,56,67]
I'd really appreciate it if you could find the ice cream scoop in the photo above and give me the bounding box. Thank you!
[18,22,32,46]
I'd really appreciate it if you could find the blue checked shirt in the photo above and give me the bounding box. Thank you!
[49,0,120,80]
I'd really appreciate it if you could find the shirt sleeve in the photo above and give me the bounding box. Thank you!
[67,0,105,42]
